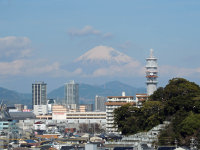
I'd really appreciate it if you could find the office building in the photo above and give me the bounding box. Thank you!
[32,82,47,115]
[64,80,79,109]
[146,49,158,95]
[95,95,106,112]
[32,82,47,105]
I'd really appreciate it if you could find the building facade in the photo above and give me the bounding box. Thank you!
[64,80,79,109]
[95,95,106,112]
[135,93,149,107]
[52,105,67,120]
[32,82,47,105]
[32,82,47,115]
[146,49,158,96]
[33,105,48,115]
[105,92,135,134]
[36,109,106,124]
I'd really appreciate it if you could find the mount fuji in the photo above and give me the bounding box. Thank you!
[65,45,143,78]
[75,45,133,64]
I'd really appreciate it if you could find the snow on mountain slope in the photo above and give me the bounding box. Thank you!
[65,45,144,77]
[75,45,133,64]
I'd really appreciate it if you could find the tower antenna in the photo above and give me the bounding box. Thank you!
[146,49,158,95]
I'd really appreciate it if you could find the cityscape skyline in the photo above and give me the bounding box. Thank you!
[1,1,200,93]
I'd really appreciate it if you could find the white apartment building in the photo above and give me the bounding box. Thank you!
[105,92,135,134]
[66,111,106,124]
[37,105,106,123]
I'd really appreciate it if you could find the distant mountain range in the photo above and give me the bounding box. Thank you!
[48,81,146,104]
[0,81,146,107]
[0,87,31,107]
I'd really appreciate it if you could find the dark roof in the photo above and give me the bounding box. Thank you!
[113,147,134,150]
[24,139,36,143]
[141,144,154,150]
[60,146,75,150]
[157,146,176,150]
[10,112,35,120]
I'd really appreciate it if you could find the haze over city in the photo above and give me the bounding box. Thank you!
[1,0,200,93]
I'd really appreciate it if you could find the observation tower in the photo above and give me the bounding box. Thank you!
[146,49,158,95]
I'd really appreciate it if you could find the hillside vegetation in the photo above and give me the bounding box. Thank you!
[114,78,200,147]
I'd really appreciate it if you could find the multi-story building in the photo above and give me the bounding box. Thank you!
[47,99,56,114]
[65,111,106,123]
[135,93,149,107]
[52,105,67,120]
[79,105,87,112]
[146,49,158,95]
[36,109,106,124]
[32,82,47,115]
[32,82,47,105]
[95,95,106,112]
[105,92,135,134]
[64,80,79,109]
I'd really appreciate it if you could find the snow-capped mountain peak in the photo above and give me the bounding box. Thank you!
[75,45,133,64]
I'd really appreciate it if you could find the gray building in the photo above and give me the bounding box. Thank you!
[32,82,48,115]
[32,82,47,106]
[64,80,79,109]
[95,95,106,112]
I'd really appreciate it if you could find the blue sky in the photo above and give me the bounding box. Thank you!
[0,0,200,93]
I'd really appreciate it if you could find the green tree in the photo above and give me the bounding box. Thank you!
[113,78,200,147]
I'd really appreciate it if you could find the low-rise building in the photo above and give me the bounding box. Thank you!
[135,93,149,107]
[66,111,106,123]
[52,105,67,120]
[36,111,106,124]
[33,105,48,115]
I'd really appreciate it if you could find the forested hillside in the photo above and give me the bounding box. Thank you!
[114,78,200,148]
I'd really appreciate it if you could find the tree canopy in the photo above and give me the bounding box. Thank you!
[113,78,200,147]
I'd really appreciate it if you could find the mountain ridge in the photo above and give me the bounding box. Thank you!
[0,81,146,107]
[48,81,146,104]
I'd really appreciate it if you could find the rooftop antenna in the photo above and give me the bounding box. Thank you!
[150,48,154,58]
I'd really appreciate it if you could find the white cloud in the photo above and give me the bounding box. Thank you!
[68,25,113,39]
[102,32,113,38]
[119,41,132,50]
[91,62,144,78]
[0,36,66,77]
[0,59,61,76]
[159,65,200,77]
[68,25,100,36]
[0,36,32,59]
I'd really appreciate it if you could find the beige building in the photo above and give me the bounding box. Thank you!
[36,105,106,123]
[135,93,149,107]
[105,92,135,134]
[52,105,67,120]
